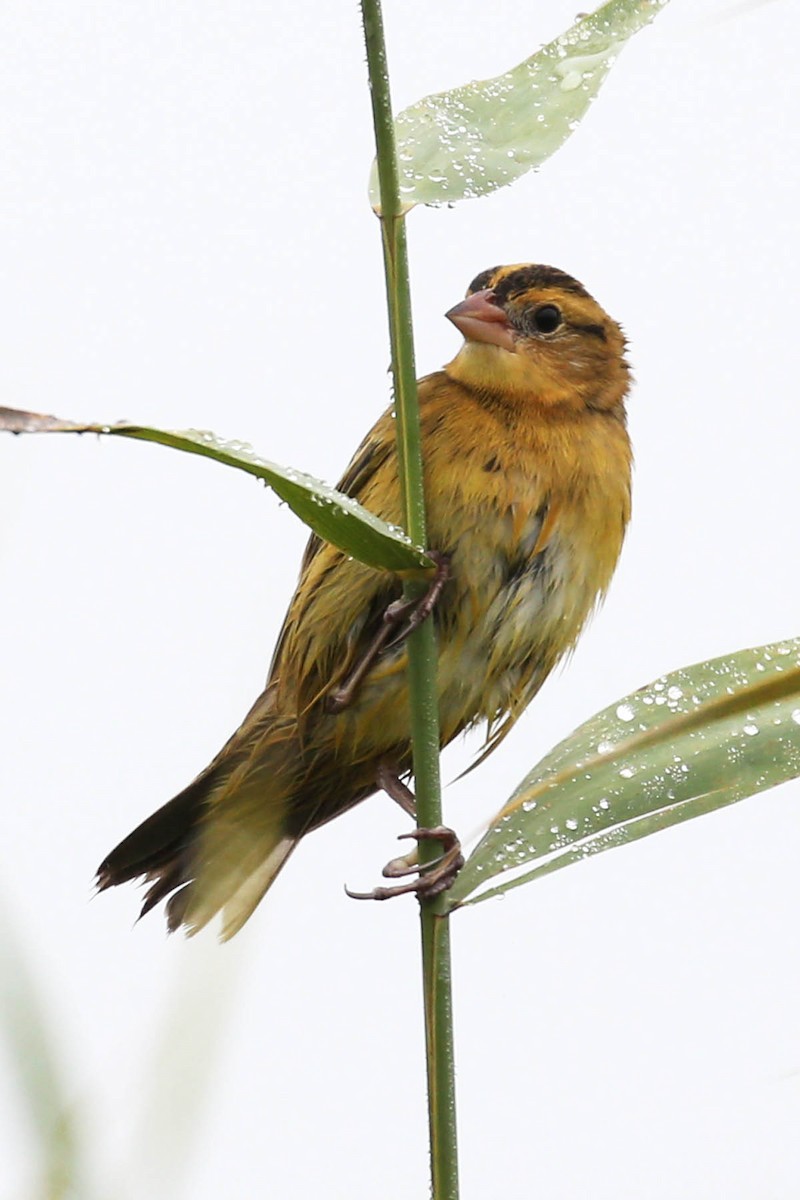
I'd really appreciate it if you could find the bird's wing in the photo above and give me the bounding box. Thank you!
[266,406,403,715]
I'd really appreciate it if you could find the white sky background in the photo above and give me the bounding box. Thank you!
[1,1,799,1196]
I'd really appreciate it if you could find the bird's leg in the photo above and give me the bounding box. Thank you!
[376,761,416,817]
[345,765,464,902]
[325,621,397,715]
[327,552,450,713]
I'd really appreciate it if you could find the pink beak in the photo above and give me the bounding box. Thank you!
[445,288,516,353]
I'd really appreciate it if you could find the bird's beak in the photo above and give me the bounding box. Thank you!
[445,288,516,353]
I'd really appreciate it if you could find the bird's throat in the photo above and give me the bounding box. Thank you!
[444,340,572,406]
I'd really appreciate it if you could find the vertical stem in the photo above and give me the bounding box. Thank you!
[360,2,459,1198]
[420,897,459,1198]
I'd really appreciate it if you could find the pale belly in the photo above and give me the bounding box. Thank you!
[344,504,603,754]
[436,513,581,739]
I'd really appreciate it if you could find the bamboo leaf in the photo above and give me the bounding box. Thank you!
[0,406,433,573]
[368,0,669,212]
[448,638,800,908]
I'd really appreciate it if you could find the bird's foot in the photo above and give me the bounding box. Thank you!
[345,825,464,902]
[382,550,451,648]
[326,552,450,713]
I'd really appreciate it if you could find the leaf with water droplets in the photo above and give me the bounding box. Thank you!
[0,406,433,573]
[368,0,669,212]
[447,638,800,909]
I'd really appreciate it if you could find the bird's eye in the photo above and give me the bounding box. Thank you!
[532,304,562,334]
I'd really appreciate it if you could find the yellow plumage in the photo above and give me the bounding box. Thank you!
[97,263,632,938]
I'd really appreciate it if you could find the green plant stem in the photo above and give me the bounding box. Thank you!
[360,2,459,1197]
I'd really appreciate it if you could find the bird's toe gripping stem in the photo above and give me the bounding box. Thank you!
[345,825,464,902]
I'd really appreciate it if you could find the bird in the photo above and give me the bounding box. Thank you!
[96,263,633,939]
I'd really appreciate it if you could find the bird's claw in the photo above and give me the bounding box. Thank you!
[383,551,451,652]
[345,825,464,902]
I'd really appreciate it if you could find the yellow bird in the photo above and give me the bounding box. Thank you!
[97,263,632,938]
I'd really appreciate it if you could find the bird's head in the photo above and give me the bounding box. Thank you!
[445,263,630,414]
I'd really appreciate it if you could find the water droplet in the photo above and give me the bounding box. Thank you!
[616,703,635,722]
[743,723,759,737]
[559,70,583,91]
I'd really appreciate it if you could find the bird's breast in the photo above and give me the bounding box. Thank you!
[312,387,631,759]
[428,435,630,737]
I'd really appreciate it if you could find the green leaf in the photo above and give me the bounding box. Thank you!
[0,406,433,573]
[448,639,800,909]
[369,0,668,212]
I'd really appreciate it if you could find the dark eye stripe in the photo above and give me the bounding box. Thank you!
[572,322,607,341]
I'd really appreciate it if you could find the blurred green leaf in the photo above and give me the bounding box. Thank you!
[125,941,242,1197]
[368,0,668,212]
[0,406,433,573]
[449,638,800,908]
[0,902,86,1199]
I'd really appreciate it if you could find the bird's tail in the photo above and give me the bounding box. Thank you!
[97,690,300,940]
